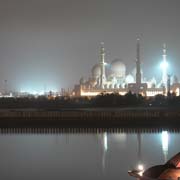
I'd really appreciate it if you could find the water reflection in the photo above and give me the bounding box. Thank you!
[103,132,108,152]
[102,132,108,172]
[137,133,144,171]
[0,129,179,180]
[134,131,170,170]
[161,131,169,162]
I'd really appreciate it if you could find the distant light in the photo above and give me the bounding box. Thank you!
[176,88,180,96]
[136,164,144,176]
[137,164,144,171]
[20,87,58,96]
[20,90,44,95]
[160,61,168,70]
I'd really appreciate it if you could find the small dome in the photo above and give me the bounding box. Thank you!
[111,59,126,78]
[79,77,85,85]
[92,64,101,79]
[125,74,134,84]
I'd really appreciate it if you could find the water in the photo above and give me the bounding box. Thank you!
[0,129,180,180]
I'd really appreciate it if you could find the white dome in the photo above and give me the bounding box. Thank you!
[125,74,134,84]
[111,59,126,78]
[92,64,101,79]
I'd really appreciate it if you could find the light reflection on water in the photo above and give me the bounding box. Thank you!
[0,129,179,180]
[161,131,169,162]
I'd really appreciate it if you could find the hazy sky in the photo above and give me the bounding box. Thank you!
[0,0,180,92]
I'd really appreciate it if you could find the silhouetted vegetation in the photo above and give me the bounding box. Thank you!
[0,92,180,109]
[92,91,145,107]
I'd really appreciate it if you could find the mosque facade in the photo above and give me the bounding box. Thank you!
[73,39,180,97]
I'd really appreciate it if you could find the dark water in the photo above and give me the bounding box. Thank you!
[0,129,180,180]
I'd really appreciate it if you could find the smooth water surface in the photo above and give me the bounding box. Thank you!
[0,130,180,180]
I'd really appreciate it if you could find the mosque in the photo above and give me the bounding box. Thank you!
[73,39,180,97]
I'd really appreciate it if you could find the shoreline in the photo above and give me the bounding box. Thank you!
[0,107,180,128]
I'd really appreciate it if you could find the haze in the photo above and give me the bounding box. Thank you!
[0,0,180,93]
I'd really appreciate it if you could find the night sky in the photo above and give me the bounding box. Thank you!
[0,0,180,93]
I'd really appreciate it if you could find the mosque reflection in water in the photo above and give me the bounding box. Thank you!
[0,129,174,180]
[98,131,169,173]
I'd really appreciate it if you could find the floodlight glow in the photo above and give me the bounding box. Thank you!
[160,61,168,70]
[20,87,58,95]
[176,88,180,96]
[136,163,144,176]
[137,164,144,171]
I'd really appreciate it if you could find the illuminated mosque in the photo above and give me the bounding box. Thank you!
[74,39,180,97]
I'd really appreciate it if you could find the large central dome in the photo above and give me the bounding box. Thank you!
[111,59,126,78]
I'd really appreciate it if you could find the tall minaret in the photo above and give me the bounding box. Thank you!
[136,38,141,86]
[162,44,168,89]
[100,42,106,88]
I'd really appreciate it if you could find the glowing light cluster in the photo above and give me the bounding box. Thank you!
[137,164,144,176]
[137,164,144,171]
[146,91,163,97]
[20,85,58,95]
[80,91,101,96]
[176,88,180,96]
[81,89,127,96]
[20,90,57,95]
[160,61,168,70]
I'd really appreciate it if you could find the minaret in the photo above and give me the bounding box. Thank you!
[167,74,171,95]
[162,44,168,89]
[100,42,106,89]
[136,38,141,86]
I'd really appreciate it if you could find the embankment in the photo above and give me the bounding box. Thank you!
[0,107,180,128]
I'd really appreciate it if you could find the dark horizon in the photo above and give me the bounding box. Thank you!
[0,0,180,93]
